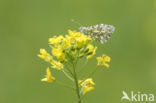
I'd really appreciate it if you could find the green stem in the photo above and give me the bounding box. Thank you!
[64,63,74,77]
[62,69,74,82]
[72,62,81,103]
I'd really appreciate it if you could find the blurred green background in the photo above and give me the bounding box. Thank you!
[0,0,156,103]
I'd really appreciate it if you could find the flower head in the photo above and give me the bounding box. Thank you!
[83,78,95,86]
[52,45,65,62]
[97,54,111,68]
[62,38,71,48]
[68,30,92,48]
[79,78,95,94]
[38,49,53,62]
[87,44,97,59]
[49,35,64,45]
[41,67,55,82]
[51,60,63,70]
[38,30,96,72]
[82,86,94,94]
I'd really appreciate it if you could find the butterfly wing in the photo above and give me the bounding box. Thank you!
[79,24,115,44]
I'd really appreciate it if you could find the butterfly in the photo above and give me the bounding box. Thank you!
[79,24,115,44]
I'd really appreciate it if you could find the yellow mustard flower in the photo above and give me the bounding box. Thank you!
[79,78,95,94]
[87,44,95,53]
[68,30,82,46]
[97,54,111,68]
[38,49,53,62]
[68,30,80,38]
[87,44,97,59]
[76,38,84,48]
[83,78,95,86]
[62,37,71,48]
[68,30,91,48]
[52,45,65,61]
[82,34,92,45]
[51,60,63,70]
[41,67,55,82]
[49,35,64,45]
[82,86,94,94]
[76,35,91,48]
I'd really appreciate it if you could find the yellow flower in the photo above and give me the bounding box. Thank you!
[62,38,71,48]
[82,86,94,94]
[83,78,95,86]
[51,60,63,70]
[87,44,93,51]
[76,38,84,48]
[79,78,95,94]
[97,57,103,66]
[76,35,91,48]
[82,35,92,45]
[87,44,97,59]
[52,45,65,61]
[41,67,55,82]
[49,35,64,45]
[38,49,53,62]
[68,30,92,48]
[68,30,80,38]
[97,54,111,68]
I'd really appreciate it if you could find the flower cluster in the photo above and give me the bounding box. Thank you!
[38,49,63,70]
[38,30,98,82]
[38,28,112,103]
[48,30,97,62]
[79,24,115,44]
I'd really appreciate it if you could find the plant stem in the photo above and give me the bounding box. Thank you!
[62,69,74,82]
[72,62,81,103]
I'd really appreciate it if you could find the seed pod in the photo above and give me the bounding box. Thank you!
[79,24,115,44]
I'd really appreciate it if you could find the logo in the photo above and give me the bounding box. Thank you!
[121,91,155,102]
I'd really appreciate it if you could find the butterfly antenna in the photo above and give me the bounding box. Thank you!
[71,19,83,27]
